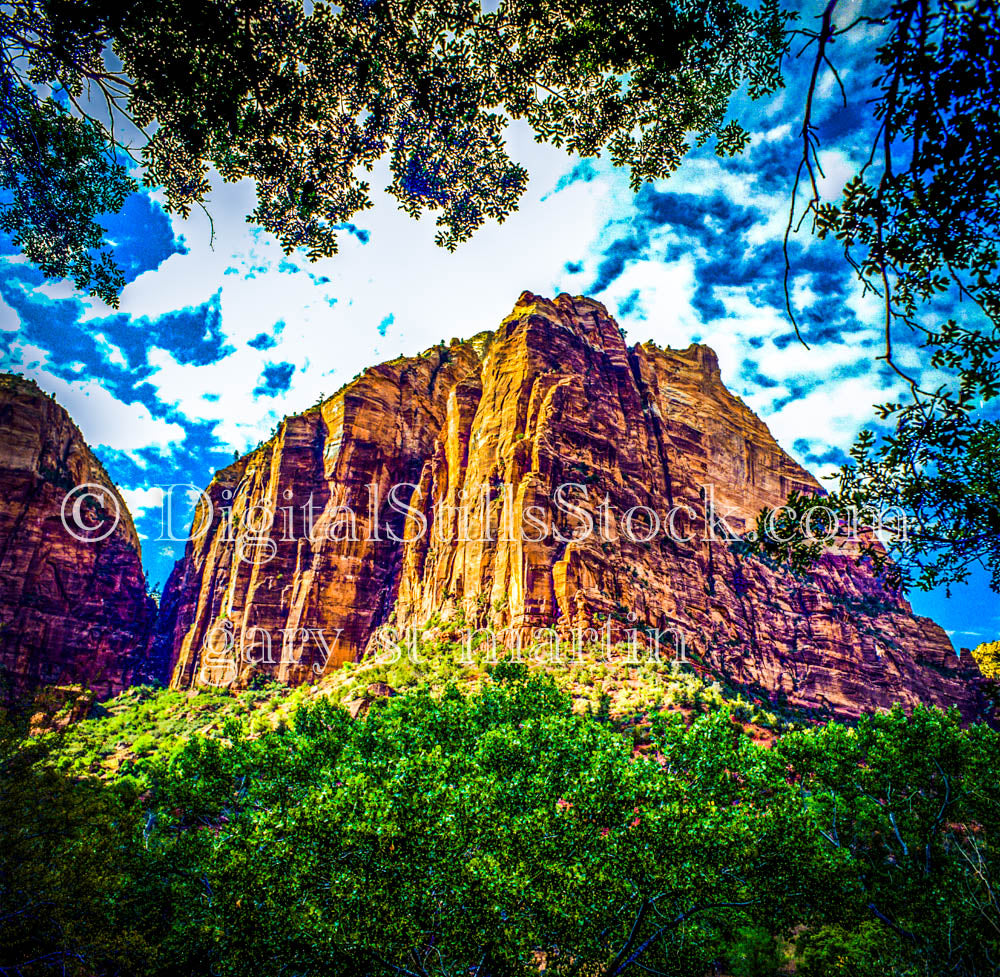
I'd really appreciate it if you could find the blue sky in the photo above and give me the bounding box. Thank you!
[0,2,995,646]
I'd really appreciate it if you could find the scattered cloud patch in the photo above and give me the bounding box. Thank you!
[617,290,643,319]
[253,362,295,398]
[336,223,371,245]
[0,264,235,429]
[793,439,850,471]
[135,290,233,367]
[248,331,278,350]
[95,426,237,587]
[102,192,188,283]
[546,159,599,198]
[740,359,781,389]
[119,485,165,520]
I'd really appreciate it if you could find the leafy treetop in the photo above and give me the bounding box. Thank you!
[0,0,787,304]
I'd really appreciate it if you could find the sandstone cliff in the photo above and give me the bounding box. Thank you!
[0,375,158,699]
[159,293,983,719]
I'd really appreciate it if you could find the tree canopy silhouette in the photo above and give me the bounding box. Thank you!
[0,0,785,303]
[753,0,1000,595]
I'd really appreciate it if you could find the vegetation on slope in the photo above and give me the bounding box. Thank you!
[973,640,1000,680]
[41,628,789,778]
[1,663,997,977]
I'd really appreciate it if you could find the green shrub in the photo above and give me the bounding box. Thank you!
[2,678,996,977]
[728,923,782,977]
[130,733,155,755]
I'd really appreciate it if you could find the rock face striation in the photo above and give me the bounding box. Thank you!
[159,293,983,719]
[0,375,158,699]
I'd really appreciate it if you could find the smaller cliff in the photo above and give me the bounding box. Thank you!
[0,375,158,699]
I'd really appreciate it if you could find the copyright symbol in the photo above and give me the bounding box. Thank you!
[60,483,121,543]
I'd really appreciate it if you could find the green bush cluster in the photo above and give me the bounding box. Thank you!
[0,672,997,977]
[42,682,309,776]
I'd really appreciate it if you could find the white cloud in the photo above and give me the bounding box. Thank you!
[92,333,128,369]
[0,295,19,333]
[31,373,185,455]
[605,256,703,346]
[55,126,624,453]
[119,485,165,520]
[816,148,858,198]
[753,122,792,145]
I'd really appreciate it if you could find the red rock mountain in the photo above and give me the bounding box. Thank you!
[0,375,157,699]
[158,293,983,720]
